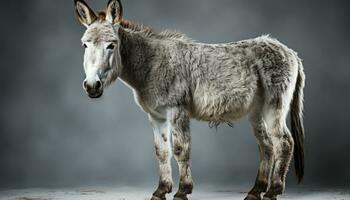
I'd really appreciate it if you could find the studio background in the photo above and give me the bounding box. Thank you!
[0,0,349,189]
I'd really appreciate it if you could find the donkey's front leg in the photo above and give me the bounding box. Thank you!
[149,115,173,200]
[169,107,193,200]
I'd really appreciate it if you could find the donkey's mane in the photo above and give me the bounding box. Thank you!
[121,19,192,42]
[98,11,192,42]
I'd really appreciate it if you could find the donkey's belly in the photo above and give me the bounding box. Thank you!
[190,88,255,122]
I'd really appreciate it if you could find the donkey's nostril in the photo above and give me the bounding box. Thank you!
[83,80,88,89]
[95,80,102,90]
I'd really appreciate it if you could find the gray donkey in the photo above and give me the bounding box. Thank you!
[74,0,305,200]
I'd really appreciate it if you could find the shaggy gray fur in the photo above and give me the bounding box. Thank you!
[75,1,305,200]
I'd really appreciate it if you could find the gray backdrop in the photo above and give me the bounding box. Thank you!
[0,0,349,189]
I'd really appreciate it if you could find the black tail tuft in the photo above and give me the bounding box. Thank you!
[290,60,306,183]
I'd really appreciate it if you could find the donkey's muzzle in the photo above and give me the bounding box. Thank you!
[88,90,103,98]
[83,80,103,98]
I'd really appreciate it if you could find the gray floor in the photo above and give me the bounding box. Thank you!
[0,185,349,200]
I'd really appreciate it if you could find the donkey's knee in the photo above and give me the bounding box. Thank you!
[170,112,190,157]
[154,143,172,179]
[155,143,171,163]
[173,141,190,162]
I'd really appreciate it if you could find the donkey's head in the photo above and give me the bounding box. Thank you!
[75,0,123,98]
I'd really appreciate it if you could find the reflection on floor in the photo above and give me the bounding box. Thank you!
[0,185,349,200]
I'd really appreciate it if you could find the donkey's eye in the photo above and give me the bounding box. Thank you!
[107,43,115,50]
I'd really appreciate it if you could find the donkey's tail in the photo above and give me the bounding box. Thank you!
[290,58,305,183]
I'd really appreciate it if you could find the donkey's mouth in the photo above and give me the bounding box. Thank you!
[88,90,103,99]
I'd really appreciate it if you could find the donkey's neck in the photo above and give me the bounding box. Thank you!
[118,27,156,90]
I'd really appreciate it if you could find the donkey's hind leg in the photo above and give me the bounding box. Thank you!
[245,111,274,200]
[263,109,294,200]
[149,115,173,200]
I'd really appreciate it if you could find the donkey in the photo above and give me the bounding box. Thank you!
[74,0,305,200]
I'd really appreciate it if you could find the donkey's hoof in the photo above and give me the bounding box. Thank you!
[262,196,277,200]
[244,193,261,200]
[173,193,188,200]
[151,195,166,200]
[173,197,187,200]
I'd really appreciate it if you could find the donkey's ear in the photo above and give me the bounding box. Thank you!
[74,0,97,27]
[106,0,123,24]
